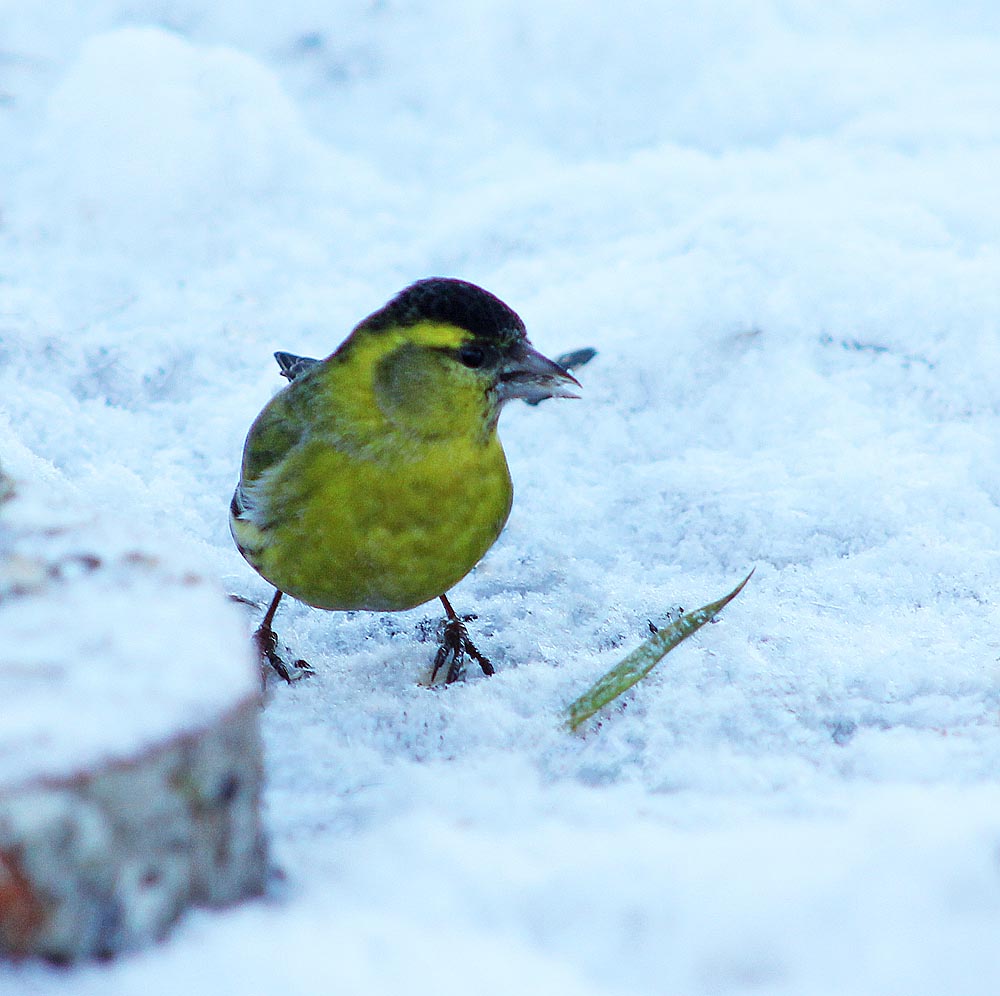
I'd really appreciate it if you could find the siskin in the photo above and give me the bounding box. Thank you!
[231,277,580,684]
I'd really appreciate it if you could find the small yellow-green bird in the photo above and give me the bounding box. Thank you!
[231,277,580,684]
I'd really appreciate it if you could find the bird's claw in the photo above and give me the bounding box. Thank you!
[430,617,495,685]
[253,624,313,685]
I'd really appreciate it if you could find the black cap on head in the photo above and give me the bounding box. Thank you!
[360,278,526,342]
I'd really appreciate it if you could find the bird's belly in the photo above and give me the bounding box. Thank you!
[254,440,513,612]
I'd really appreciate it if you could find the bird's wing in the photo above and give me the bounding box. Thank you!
[235,353,319,506]
[234,354,333,534]
[240,402,304,486]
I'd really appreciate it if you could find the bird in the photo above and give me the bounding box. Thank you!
[230,277,580,684]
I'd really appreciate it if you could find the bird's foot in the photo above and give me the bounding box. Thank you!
[253,624,313,686]
[429,615,495,685]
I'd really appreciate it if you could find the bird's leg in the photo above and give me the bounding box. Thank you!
[430,593,495,684]
[253,589,313,685]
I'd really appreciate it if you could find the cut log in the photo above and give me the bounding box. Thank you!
[0,461,266,961]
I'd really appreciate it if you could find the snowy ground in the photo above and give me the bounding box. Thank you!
[3,2,1000,993]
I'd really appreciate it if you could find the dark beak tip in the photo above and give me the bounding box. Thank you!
[554,365,582,396]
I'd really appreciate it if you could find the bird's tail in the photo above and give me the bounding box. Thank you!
[274,351,320,382]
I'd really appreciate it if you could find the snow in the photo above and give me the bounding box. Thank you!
[2,2,1000,992]
[0,447,257,792]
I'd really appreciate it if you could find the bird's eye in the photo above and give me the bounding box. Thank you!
[457,343,487,369]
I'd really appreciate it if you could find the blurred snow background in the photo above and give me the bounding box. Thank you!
[3,1,1000,993]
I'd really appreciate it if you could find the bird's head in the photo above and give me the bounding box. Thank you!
[350,278,579,440]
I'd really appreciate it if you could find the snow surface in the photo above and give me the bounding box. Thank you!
[3,2,1000,992]
[0,448,257,792]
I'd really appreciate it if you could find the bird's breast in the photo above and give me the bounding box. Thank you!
[252,432,513,612]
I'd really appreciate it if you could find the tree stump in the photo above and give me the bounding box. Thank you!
[0,463,267,962]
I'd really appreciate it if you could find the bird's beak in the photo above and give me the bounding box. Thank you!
[495,341,581,404]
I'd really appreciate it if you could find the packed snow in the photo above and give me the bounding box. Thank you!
[2,2,1000,993]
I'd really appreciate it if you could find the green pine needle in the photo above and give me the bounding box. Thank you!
[564,569,755,732]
